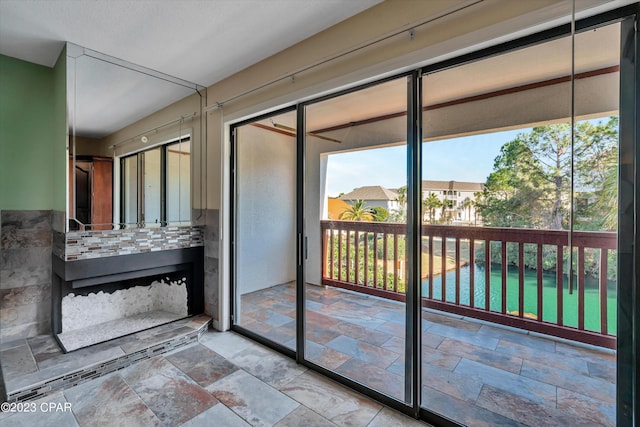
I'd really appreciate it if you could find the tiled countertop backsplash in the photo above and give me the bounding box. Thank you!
[53,226,204,261]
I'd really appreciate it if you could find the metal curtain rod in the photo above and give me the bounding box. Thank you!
[70,42,205,92]
[203,0,484,112]
[109,112,197,150]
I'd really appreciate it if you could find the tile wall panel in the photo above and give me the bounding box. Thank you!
[0,210,53,343]
[59,226,204,261]
[203,210,219,326]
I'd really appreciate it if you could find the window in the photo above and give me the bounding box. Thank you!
[120,137,190,226]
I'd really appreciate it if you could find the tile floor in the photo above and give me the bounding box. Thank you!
[1,330,429,427]
[238,283,617,427]
[0,316,210,402]
[0,282,616,427]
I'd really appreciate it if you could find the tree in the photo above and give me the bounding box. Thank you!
[440,199,454,224]
[593,151,618,230]
[395,186,407,207]
[461,197,472,223]
[371,206,389,222]
[422,193,441,223]
[339,200,374,221]
[390,185,407,223]
[477,119,618,230]
[574,118,618,231]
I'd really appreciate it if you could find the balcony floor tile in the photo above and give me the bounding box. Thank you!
[237,282,616,426]
[326,335,400,369]
[556,387,616,426]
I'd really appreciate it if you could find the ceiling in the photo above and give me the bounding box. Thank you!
[0,0,381,138]
[0,0,382,87]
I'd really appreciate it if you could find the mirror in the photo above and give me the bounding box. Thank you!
[66,43,205,231]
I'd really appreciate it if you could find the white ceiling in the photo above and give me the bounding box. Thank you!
[0,0,381,87]
[0,0,381,138]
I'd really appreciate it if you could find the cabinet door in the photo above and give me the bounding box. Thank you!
[92,157,113,229]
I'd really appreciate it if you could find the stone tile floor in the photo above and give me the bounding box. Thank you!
[239,283,617,427]
[1,330,429,427]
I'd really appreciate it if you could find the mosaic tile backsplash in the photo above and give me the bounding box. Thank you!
[54,226,204,261]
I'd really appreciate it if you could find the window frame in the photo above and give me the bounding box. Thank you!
[119,136,191,227]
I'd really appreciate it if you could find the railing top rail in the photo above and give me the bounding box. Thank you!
[320,220,616,249]
[321,220,407,234]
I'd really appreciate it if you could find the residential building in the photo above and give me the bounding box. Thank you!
[339,185,400,213]
[422,180,484,223]
[326,197,354,220]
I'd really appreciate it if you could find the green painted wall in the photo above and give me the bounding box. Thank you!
[0,53,66,211]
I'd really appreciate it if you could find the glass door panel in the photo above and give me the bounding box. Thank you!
[142,147,162,226]
[122,155,138,225]
[420,23,619,426]
[233,110,297,350]
[304,77,409,401]
[166,139,191,223]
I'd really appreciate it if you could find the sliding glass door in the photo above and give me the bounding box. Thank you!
[303,76,410,402]
[418,20,622,426]
[230,8,636,425]
[232,109,297,350]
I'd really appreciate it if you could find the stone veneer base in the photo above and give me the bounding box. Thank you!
[2,315,210,403]
[57,310,186,352]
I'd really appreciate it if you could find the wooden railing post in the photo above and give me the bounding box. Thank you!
[322,228,327,279]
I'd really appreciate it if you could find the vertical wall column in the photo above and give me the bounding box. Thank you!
[203,209,220,328]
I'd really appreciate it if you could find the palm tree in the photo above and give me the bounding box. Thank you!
[339,200,375,221]
[441,199,454,224]
[395,186,407,208]
[422,193,441,223]
[390,186,407,223]
[461,197,472,223]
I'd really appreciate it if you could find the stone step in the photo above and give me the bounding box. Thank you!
[0,315,210,403]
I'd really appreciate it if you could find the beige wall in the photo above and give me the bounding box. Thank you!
[74,136,111,157]
[235,125,297,297]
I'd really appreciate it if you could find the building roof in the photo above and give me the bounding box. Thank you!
[422,180,484,192]
[340,185,399,201]
[327,198,354,220]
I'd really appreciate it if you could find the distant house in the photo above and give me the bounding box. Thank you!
[422,180,484,223]
[339,185,400,212]
[326,198,354,220]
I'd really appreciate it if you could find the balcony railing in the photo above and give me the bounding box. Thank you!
[321,220,617,348]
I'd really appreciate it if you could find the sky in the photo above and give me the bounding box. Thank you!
[325,128,523,197]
